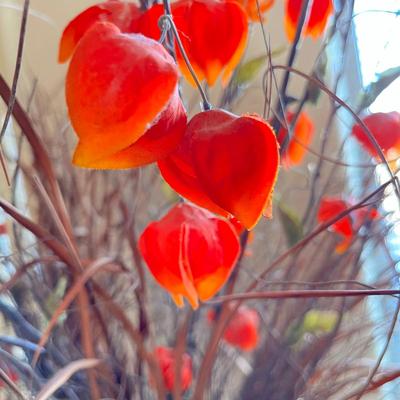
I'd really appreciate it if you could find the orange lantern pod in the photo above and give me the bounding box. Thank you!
[352,112,400,161]
[277,111,314,168]
[58,0,141,63]
[139,203,240,309]
[317,197,353,254]
[158,109,280,230]
[318,197,380,253]
[235,0,274,22]
[154,347,193,392]
[285,0,334,42]
[208,305,260,351]
[139,0,248,86]
[78,88,187,169]
[158,131,231,218]
[66,22,185,168]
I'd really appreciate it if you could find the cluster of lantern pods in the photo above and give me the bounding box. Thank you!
[60,0,400,392]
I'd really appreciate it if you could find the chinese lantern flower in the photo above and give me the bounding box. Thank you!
[318,196,380,253]
[352,112,400,162]
[317,197,353,254]
[235,0,274,22]
[208,305,260,351]
[277,111,314,168]
[158,109,280,230]
[139,203,240,309]
[139,0,248,86]
[66,22,186,169]
[285,0,334,42]
[154,347,193,392]
[60,0,248,87]
[58,0,141,63]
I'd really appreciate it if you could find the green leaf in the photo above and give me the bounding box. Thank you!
[285,309,340,346]
[232,46,287,87]
[161,181,180,203]
[277,202,303,246]
[233,56,265,87]
[358,66,400,110]
[45,276,68,316]
[302,310,339,334]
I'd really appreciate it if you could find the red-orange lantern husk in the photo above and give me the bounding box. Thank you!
[154,347,193,392]
[278,111,314,168]
[317,197,353,254]
[352,112,400,160]
[208,305,260,351]
[139,0,248,86]
[60,0,248,87]
[159,109,280,230]
[59,0,141,63]
[285,0,334,42]
[139,203,241,309]
[66,22,185,168]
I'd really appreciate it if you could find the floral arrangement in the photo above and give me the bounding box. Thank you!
[0,0,399,399]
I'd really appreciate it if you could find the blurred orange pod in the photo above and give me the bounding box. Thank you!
[277,111,314,168]
[352,111,400,165]
[154,346,193,392]
[208,305,260,351]
[285,0,334,41]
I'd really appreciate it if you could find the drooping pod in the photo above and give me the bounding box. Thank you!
[154,347,193,392]
[277,111,314,168]
[139,203,241,309]
[352,111,400,161]
[59,0,141,63]
[159,109,280,229]
[208,305,260,351]
[139,0,249,86]
[285,0,334,41]
[66,22,186,169]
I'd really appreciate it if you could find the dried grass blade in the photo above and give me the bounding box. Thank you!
[35,358,101,400]
[32,258,113,367]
